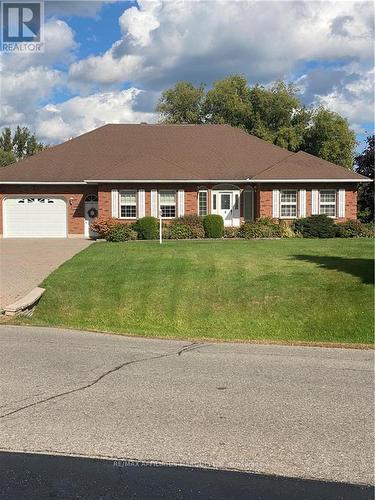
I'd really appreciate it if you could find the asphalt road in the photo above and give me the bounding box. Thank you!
[0,325,373,490]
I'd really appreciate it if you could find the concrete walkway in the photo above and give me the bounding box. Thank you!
[0,239,91,307]
[0,325,373,486]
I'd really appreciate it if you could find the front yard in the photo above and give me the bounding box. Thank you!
[20,239,373,344]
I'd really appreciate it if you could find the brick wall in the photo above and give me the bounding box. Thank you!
[256,183,358,222]
[0,185,95,235]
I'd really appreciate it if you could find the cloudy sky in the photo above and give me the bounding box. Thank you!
[1,0,373,149]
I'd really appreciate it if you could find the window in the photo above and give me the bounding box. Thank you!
[320,190,336,217]
[120,191,137,218]
[213,194,217,210]
[198,190,208,216]
[280,190,297,218]
[160,191,176,218]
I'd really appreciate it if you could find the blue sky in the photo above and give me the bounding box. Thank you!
[1,0,373,151]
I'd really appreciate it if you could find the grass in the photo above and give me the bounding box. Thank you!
[19,239,374,344]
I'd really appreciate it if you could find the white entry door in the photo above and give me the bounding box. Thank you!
[84,194,99,238]
[219,192,233,227]
[3,197,67,238]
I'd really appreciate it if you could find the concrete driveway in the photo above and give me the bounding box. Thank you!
[0,325,373,486]
[0,239,91,307]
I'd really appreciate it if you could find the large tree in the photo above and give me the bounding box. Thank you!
[156,75,356,168]
[354,135,374,221]
[156,81,205,124]
[0,126,46,167]
[302,108,356,169]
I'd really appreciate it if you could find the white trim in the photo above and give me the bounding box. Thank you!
[279,189,298,219]
[111,189,119,218]
[198,189,208,216]
[272,189,280,218]
[311,189,319,215]
[159,190,177,219]
[138,189,145,218]
[338,189,346,218]
[151,189,158,217]
[84,178,370,184]
[319,189,337,218]
[119,190,137,219]
[177,189,185,217]
[299,189,306,218]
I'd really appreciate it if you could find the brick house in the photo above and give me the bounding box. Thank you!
[0,124,369,238]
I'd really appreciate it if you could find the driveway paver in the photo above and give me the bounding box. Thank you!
[0,239,91,307]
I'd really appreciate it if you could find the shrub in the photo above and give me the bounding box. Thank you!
[358,209,373,223]
[203,215,224,238]
[90,216,117,238]
[279,220,296,238]
[363,223,375,237]
[337,219,370,238]
[173,215,205,238]
[133,216,159,240]
[292,215,338,238]
[106,224,137,242]
[238,217,283,239]
[224,227,240,238]
[168,222,193,239]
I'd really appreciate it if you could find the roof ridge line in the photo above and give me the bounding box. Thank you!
[251,150,297,179]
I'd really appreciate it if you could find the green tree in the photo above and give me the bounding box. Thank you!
[354,135,374,221]
[0,126,46,167]
[302,108,356,169]
[204,75,252,129]
[156,81,205,124]
[0,148,16,167]
[248,81,310,151]
[156,76,357,167]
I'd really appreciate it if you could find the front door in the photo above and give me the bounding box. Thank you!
[84,194,99,238]
[219,192,233,227]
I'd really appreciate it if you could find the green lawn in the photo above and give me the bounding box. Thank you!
[20,239,374,344]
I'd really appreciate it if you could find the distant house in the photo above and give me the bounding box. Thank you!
[0,124,369,238]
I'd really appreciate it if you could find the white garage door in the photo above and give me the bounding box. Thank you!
[4,197,67,238]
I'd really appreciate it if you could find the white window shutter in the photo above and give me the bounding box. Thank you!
[338,189,345,218]
[178,189,185,217]
[311,189,319,215]
[138,189,145,218]
[298,189,306,217]
[272,189,280,218]
[111,189,119,218]
[151,190,158,217]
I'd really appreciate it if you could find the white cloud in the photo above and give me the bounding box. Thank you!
[35,89,157,142]
[67,0,374,91]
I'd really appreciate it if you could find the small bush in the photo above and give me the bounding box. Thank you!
[363,223,375,237]
[224,227,240,238]
[337,219,370,238]
[238,217,283,239]
[292,215,338,238]
[106,224,137,242]
[357,209,373,223]
[167,222,193,239]
[203,215,224,238]
[133,216,159,240]
[90,216,117,237]
[279,220,296,238]
[173,215,205,238]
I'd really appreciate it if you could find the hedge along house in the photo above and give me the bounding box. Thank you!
[0,124,369,238]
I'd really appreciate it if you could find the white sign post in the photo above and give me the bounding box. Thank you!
[159,208,163,244]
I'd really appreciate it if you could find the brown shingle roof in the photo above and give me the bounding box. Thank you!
[0,124,368,183]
